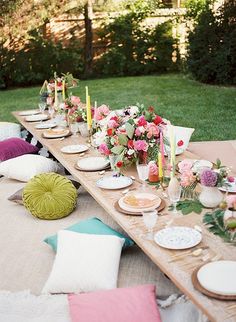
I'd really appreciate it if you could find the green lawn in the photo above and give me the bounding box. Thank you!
[0,74,235,141]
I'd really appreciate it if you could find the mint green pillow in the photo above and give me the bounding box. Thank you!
[44,217,134,250]
[23,173,77,220]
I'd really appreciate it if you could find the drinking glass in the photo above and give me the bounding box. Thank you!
[142,210,158,240]
[168,177,182,214]
[136,162,149,191]
[48,105,54,120]
[70,122,78,137]
[38,101,46,123]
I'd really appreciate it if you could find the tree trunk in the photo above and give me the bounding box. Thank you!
[84,0,93,78]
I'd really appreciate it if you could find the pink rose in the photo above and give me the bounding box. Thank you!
[133,140,148,152]
[99,143,110,156]
[95,105,110,121]
[180,170,195,187]
[70,96,81,106]
[178,159,194,174]
[137,115,147,127]
[146,123,159,139]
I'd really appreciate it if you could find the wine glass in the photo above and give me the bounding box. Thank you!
[136,161,149,191]
[109,154,120,177]
[38,101,46,122]
[168,177,182,214]
[142,210,158,240]
[48,105,55,120]
[70,122,78,137]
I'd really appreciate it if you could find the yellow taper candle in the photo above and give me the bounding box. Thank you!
[62,80,65,101]
[158,152,163,179]
[86,95,92,130]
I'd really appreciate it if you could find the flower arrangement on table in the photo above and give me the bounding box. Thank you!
[39,73,79,107]
[96,104,166,170]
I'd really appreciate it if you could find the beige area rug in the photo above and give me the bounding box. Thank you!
[0,176,208,321]
[0,176,179,297]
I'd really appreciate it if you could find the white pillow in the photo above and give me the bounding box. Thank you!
[0,154,58,182]
[42,230,124,294]
[0,122,21,141]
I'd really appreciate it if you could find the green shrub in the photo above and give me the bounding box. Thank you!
[95,8,177,76]
[187,0,236,85]
[0,29,83,87]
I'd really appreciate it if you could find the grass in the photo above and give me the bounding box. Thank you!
[0,74,235,141]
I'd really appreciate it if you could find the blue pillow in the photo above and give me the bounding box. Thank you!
[44,217,134,251]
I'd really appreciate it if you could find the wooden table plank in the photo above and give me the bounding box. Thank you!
[13,111,236,322]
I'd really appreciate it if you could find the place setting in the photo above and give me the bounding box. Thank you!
[74,156,110,172]
[42,128,72,139]
[19,109,40,116]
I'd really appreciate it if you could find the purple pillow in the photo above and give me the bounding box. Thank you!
[0,138,39,162]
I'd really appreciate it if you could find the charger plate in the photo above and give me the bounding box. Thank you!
[114,199,165,216]
[192,262,236,300]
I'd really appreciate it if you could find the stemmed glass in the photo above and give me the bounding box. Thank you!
[168,177,182,214]
[38,101,46,122]
[142,210,158,240]
[109,154,120,177]
[136,161,149,191]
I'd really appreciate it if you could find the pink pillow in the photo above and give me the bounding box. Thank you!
[0,138,39,161]
[68,284,162,322]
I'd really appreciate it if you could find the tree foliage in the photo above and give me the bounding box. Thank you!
[186,0,236,85]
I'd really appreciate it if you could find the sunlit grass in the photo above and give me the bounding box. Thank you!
[0,74,235,141]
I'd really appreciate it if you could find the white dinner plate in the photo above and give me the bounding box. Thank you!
[154,226,202,250]
[43,128,70,138]
[192,160,213,173]
[197,261,236,296]
[25,114,49,122]
[96,176,133,190]
[118,193,161,213]
[35,122,57,129]
[219,177,236,193]
[61,145,89,154]
[19,109,40,116]
[77,157,110,171]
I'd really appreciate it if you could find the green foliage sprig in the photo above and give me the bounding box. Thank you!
[169,199,204,215]
[203,209,236,244]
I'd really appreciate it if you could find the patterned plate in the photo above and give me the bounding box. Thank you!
[154,226,202,250]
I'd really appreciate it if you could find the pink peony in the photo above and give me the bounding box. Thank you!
[180,170,195,187]
[178,159,194,174]
[99,143,110,156]
[133,140,148,152]
[95,105,110,121]
[70,96,80,106]
[137,115,147,127]
[146,123,159,139]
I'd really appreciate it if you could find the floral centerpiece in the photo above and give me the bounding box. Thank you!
[39,72,79,106]
[97,104,166,169]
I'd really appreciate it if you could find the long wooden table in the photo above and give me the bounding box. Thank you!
[13,111,236,322]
